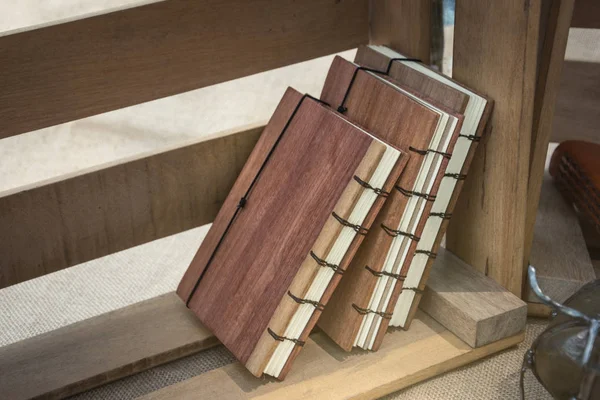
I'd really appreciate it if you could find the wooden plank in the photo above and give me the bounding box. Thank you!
[551,60,600,144]
[571,0,600,29]
[0,0,368,139]
[0,264,527,399]
[523,0,575,282]
[140,314,524,400]
[420,247,527,348]
[525,176,596,303]
[446,0,541,296]
[369,0,432,63]
[0,124,263,288]
[0,293,218,400]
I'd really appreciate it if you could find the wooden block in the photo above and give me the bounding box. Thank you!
[368,0,432,63]
[420,248,527,348]
[525,176,596,303]
[0,124,262,288]
[140,313,524,400]
[0,293,218,400]
[446,0,541,296]
[0,0,368,138]
[523,0,575,272]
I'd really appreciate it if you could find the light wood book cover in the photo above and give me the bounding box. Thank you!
[177,88,406,379]
[317,56,462,351]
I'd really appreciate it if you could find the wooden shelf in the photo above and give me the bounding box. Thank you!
[0,248,526,400]
[141,313,523,400]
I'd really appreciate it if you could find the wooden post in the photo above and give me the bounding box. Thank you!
[446,0,542,296]
[523,0,574,278]
[369,0,432,63]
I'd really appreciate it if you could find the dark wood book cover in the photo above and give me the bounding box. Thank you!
[354,45,494,340]
[317,56,453,351]
[177,87,406,379]
[550,140,600,229]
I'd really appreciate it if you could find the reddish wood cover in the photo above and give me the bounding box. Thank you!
[353,46,492,341]
[177,88,399,374]
[318,56,452,351]
[550,140,600,230]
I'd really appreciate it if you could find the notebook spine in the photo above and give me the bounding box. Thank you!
[367,131,476,347]
[266,206,376,348]
[401,124,489,330]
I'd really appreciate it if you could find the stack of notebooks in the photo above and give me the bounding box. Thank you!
[177,45,492,379]
[550,140,600,231]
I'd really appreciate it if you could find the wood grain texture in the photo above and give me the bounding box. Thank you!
[446,0,542,296]
[523,0,575,275]
[0,0,368,138]
[179,88,403,378]
[551,60,600,144]
[246,141,406,379]
[353,44,493,341]
[140,312,524,400]
[369,0,432,63]
[365,96,463,350]
[525,176,596,303]
[355,46,470,113]
[420,247,527,348]
[0,124,263,289]
[318,56,441,351]
[0,293,218,400]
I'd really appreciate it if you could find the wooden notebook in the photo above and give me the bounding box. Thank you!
[177,87,407,380]
[317,56,463,351]
[353,45,493,349]
[550,140,600,230]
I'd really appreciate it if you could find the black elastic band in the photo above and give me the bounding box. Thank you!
[332,212,369,235]
[337,58,422,113]
[429,212,452,220]
[310,251,344,275]
[381,224,420,241]
[352,304,393,319]
[444,173,467,180]
[428,149,452,159]
[268,328,305,346]
[354,175,389,197]
[409,146,428,156]
[394,186,437,201]
[365,265,406,281]
[185,94,330,307]
[287,291,325,311]
[415,250,437,259]
[459,134,481,142]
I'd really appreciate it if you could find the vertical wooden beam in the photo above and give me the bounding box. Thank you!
[369,0,432,63]
[523,0,575,274]
[446,0,541,296]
